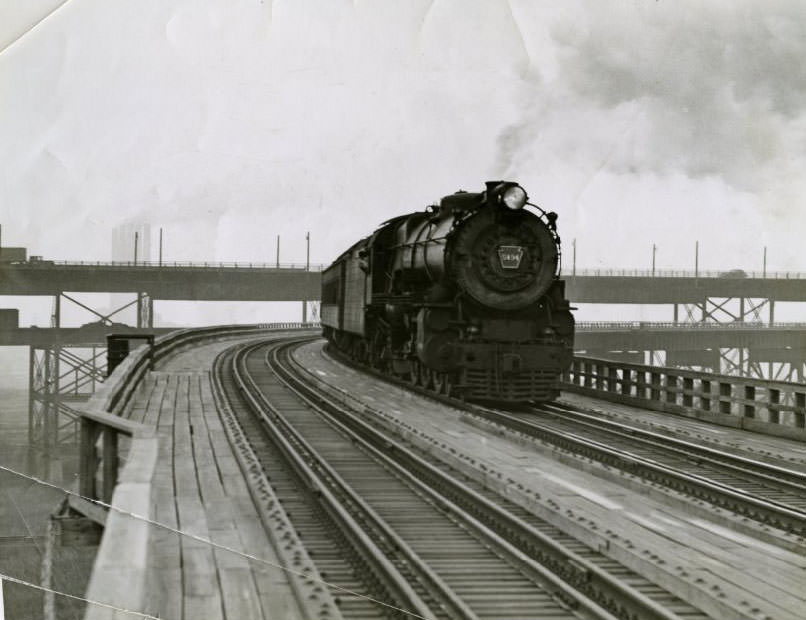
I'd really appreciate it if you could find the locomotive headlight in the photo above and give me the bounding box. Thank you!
[502,185,527,210]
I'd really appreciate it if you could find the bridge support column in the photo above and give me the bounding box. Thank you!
[28,343,106,481]
[26,292,153,480]
[137,292,153,328]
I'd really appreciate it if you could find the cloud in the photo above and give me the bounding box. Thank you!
[2,0,804,273]
[489,1,806,269]
[502,1,806,190]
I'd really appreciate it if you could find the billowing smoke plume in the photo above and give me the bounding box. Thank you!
[494,1,806,269]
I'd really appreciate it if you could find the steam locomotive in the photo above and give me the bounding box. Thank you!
[321,181,574,402]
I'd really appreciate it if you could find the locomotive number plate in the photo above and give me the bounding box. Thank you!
[497,245,524,269]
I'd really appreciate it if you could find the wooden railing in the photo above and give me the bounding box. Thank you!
[79,323,318,620]
[563,356,806,440]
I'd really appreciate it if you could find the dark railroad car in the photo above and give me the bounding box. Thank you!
[321,181,575,402]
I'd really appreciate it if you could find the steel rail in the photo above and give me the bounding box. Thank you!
[476,405,806,538]
[244,339,624,620]
[543,401,806,490]
[230,341,441,620]
[324,344,806,539]
[279,341,707,620]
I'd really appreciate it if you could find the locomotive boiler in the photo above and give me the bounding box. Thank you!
[321,181,575,402]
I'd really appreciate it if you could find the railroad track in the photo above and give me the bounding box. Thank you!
[216,337,712,620]
[323,344,806,541]
[538,401,806,511]
[490,401,806,540]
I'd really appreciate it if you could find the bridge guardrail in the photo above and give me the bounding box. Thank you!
[563,356,806,441]
[575,321,806,331]
[24,260,327,271]
[568,268,806,279]
[79,322,319,620]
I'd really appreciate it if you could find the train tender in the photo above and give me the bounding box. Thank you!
[321,181,575,402]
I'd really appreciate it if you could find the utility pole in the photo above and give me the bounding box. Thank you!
[763,246,767,278]
[159,228,163,266]
[134,231,139,265]
[303,232,310,323]
[695,240,699,277]
[651,243,657,277]
[572,238,576,276]
[276,235,280,268]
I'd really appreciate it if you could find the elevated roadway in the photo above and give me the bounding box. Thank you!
[3,262,806,303]
[3,320,806,353]
[0,260,321,300]
[575,321,806,351]
[0,325,177,346]
[565,269,806,303]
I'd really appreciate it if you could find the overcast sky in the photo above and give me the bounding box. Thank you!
[2,0,805,274]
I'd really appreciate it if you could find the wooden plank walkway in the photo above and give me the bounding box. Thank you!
[120,340,304,620]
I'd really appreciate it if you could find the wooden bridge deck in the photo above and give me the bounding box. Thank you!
[120,341,304,620]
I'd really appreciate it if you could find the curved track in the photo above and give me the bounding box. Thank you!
[537,401,806,512]
[488,402,806,539]
[325,345,806,541]
[216,337,713,620]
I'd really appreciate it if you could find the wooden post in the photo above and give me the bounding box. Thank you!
[666,374,678,405]
[744,385,756,419]
[80,419,99,499]
[683,377,694,407]
[102,428,119,503]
